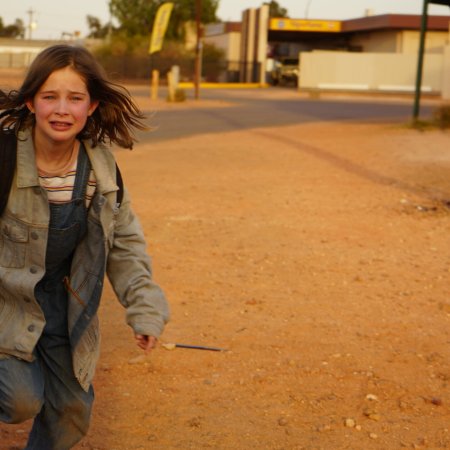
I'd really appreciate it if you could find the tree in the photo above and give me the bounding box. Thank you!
[268,1,289,18]
[86,15,111,39]
[165,0,219,40]
[0,18,25,38]
[109,0,219,39]
[109,0,157,37]
[202,42,225,81]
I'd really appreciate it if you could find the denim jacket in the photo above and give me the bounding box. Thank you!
[0,130,169,391]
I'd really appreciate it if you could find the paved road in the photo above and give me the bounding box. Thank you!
[129,86,435,143]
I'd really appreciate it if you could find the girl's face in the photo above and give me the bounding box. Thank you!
[26,66,98,146]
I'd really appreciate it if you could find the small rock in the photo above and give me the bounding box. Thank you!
[366,394,379,401]
[430,397,443,406]
[278,417,288,426]
[369,433,378,439]
[363,407,381,421]
[345,418,356,428]
[128,354,149,364]
[161,342,176,350]
[187,417,202,428]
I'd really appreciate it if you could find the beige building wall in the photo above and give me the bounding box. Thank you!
[0,39,50,68]
[401,30,449,54]
[203,31,242,80]
[255,4,269,84]
[442,45,450,100]
[349,29,449,55]
[204,32,241,61]
[227,33,241,61]
[0,38,102,69]
[239,4,269,83]
[350,31,399,53]
[299,51,444,93]
[240,8,256,82]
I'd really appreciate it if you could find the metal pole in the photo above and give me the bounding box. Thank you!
[413,0,429,120]
[107,3,113,42]
[305,0,313,18]
[27,8,36,40]
[194,0,202,100]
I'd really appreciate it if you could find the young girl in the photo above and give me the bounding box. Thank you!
[0,44,169,449]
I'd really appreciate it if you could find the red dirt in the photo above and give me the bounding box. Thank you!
[1,85,450,449]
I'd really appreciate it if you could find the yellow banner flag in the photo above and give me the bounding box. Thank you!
[149,2,174,54]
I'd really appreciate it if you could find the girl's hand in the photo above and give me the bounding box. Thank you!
[134,334,157,352]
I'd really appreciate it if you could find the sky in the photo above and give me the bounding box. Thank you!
[1,0,449,40]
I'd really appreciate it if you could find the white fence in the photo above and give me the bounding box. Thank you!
[299,50,449,96]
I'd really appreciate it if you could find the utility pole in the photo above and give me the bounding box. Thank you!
[27,8,36,40]
[107,3,113,42]
[305,0,313,18]
[413,0,450,120]
[194,0,202,100]
[413,0,428,121]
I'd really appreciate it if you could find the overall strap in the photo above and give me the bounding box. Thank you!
[0,130,17,217]
[115,163,124,207]
[73,142,92,202]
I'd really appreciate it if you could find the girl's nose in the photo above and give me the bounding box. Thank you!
[55,99,68,115]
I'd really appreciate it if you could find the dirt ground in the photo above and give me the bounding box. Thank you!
[1,80,450,449]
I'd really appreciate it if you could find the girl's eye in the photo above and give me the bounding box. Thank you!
[43,95,55,100]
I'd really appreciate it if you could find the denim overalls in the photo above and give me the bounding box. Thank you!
[0,144,95,449]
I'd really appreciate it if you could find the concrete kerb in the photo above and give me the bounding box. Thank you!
[178,82,270,89]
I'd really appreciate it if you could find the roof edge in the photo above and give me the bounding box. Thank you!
[342,14,450,32]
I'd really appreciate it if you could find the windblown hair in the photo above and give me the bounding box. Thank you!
[0,44,146,149]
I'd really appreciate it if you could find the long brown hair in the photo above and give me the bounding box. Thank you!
[0,44,146,149]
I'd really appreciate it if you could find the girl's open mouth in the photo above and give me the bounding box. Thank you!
[50,121,72,130]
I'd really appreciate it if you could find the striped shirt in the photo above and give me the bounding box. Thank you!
[39,167,97,207]
[38,167,96,206]
[37,143,96,206]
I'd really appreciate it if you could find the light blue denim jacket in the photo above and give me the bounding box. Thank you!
[0,130,169,390]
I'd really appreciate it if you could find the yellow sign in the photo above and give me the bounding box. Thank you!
[270,18,341,33]
[149,3,174,54]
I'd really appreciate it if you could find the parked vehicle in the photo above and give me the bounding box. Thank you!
[271,57,299,86]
